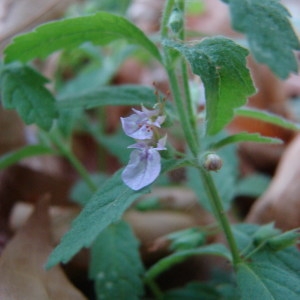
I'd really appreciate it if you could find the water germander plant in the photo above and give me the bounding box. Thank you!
[1,0,300,299]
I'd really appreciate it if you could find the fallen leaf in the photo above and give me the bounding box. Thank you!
[246,133,300,230]
[0,195,87,299]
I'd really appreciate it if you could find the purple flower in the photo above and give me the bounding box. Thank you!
[122,136,167,190]
[121,106,165,140]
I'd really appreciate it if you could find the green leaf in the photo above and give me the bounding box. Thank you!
[234,224,300,299]
[237,262,300,300]
[90,221,144,300]
[164,282,222,300]
[225,0,300,79]
[165,37,255,135]
[70,173,107,206]
[0,145,54,170]
[4,12,162,63]
[145,244,232,280]
[56,85,157,110]
[210,132,282,150]
[0,64,58,130]
[46,170,149,268]
[235,174,270,198]
[235,107,300,131]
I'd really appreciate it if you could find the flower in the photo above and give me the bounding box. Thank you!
[122,136,167,190]
[121,105,165,140]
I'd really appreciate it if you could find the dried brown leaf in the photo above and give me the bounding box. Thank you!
[0,195,87,299]
[246,134,300,230]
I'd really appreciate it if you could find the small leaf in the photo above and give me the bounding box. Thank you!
[165,37,255,135]
[145,244,232,280]
[225,0,300,78]
[210,132,282,150]
[90,221,144,300]
[235,107,300,131]
[0,145,54,170]
[57,85,157,110]
[4,12,162,63]
[0,63,58,130]
[46,170,149,268]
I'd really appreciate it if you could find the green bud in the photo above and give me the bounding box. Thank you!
[252,223,281,246]
[168,8,184,34]
[267,229,300,251]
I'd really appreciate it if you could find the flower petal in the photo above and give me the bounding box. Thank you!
[122,148,161,190]
[121,116,153,139]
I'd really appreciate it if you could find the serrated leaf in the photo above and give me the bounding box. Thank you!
[165,37,255,135]
[234,224,300,299]
[237,262,300,300]
[46,170,149,268]
[145,243,232,280]
[4,12,161,63]
[225,0,300,79]
[0,145,54,170]
[90,221,144,300]
[210,132,282,150]
[56,85,157,110]
[0,64,58,130]
[235,107,300,131]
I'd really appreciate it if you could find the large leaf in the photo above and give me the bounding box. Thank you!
[165,37,255,135]
[46,170,149,268]
[234,224,300,299]
[4,12,161,63]
[89,221,144,300]
[224,0,300,79]
[57,85,157,110]
[0,64,58,130]
[237,262,300,300]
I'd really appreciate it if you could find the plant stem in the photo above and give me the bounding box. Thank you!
[161,0,241,271]
[199,168,241,266]
[50,132,97,192]
[144,277,163,300]
[161,0,199,157]
[177,0,198,139]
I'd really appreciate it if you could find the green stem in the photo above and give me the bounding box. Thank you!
[161,0,199,157]
[50,132,97,192]
[144,277,163,300]
[161,0,241,270]
[199,168,241,266]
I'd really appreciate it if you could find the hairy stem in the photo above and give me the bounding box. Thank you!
[199,168,241,265]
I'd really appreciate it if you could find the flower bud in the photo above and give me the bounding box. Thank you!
[202,153,223,172]
[168,8,183,34]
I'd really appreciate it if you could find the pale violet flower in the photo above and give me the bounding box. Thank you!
[122,136,167,190]
[121,106,165,140]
